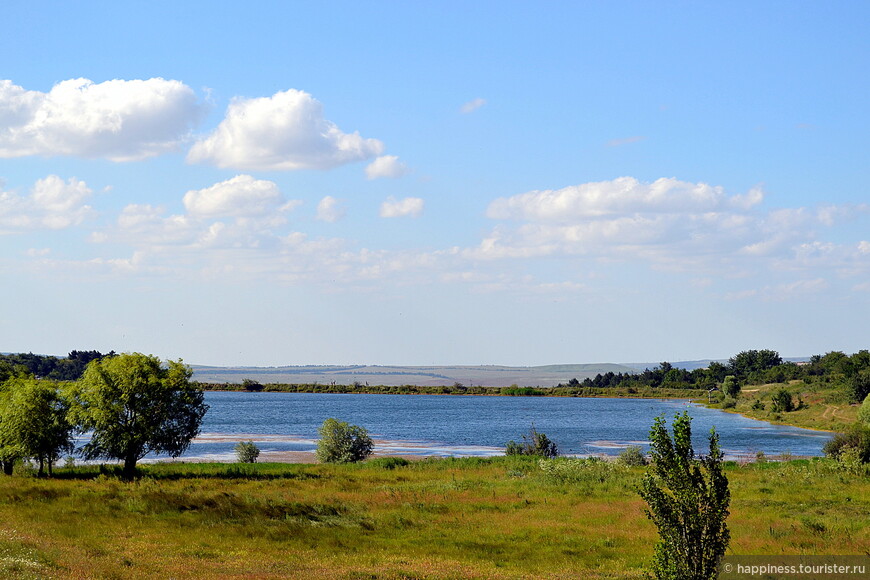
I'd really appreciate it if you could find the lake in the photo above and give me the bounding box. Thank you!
[170,392,833,462]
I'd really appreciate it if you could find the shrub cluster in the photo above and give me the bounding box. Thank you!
[505,426,558,458]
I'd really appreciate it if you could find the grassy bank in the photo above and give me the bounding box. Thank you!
[702,380,860,433]
[0,456,866,579]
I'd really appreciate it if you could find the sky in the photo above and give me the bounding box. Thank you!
[1,1,868,367]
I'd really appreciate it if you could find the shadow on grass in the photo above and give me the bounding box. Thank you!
[49,462,321,482]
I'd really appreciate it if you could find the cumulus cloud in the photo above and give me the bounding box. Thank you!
[486,177,757,221]
[188,89,384,170]
[380,196,424,218]
[183,175,288,218]
[468,177,869,283]
[0,175,94,231]
[316,196,345,222]
[460,98,486,114]
[0,78,202,161]
[365,155,408,179]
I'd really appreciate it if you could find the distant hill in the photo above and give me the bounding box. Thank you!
[191,363,638,388]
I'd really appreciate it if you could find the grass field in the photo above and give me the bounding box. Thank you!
[0,456,867,579]
[703,380,861,433]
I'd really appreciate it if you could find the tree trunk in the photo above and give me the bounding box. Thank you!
[2,461,13,476]
[37,457,45,477]
[122,453,137,480]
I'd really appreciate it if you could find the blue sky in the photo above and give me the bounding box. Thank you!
[1,2,868,366]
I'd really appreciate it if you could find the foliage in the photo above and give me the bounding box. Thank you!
[501,386,545,396]
[234,441,260,463]
[505,425,558,458]
[617,445,648,466]
[639,413,730,580]
[770,388,795,413]
[0,378,74,476]
[728,349,783,378]
[722,375,740,398]
[315,418,373,464]
[823,423,870,464]
[858,394,870,425]
[67,353,208,479]
[848,371,870,404]
[241,379,263,392]
[0,350,114,381]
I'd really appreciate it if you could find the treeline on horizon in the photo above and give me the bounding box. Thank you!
[561,349,870,404]
[3,348,868,404]
[0,350,114,382]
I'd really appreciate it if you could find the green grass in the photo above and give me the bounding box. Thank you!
[0,456,866,578]
[702,380,860,432]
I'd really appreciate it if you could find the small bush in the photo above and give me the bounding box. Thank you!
[823,423,870,464]
[858,393,870,425]
[617,445,647,466]
[316,418,373,464]
[505,425,558,458]
[234,441,260,463]
[752,399,765,411]
[770,388,795,412]
[721,396,737,409]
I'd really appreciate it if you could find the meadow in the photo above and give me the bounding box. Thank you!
[0,456,866,579]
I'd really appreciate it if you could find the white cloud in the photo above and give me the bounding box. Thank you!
[188,89,384,170]
[0,78,202,161]
[468,177,870,283]
[380,196,424,218]
[316,196,345,222]
[0,175,94,231]
[486,177,733,221]
[460,98,486,114]
[365,155,408,179]
[183,175,288,218]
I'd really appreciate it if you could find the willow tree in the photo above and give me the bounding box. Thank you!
[68,353,208,479]
[0,378,74,476]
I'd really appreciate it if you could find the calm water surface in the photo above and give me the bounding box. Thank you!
[174,392,832,462]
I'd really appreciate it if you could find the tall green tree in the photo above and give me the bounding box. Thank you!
[68,353,208,479]
[728,349,782,378]
[639,413,730,580]
[0,378,74,476]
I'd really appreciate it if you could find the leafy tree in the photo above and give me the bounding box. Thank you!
[728,349,782,378]
[639,413,730,580]
[0,378,74,476]
[234,440,260,463]
[505,425,558,458]
[722,375,740,398]
[848,371,870,404]
[315,418,373,464]
[67,353,208,479]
